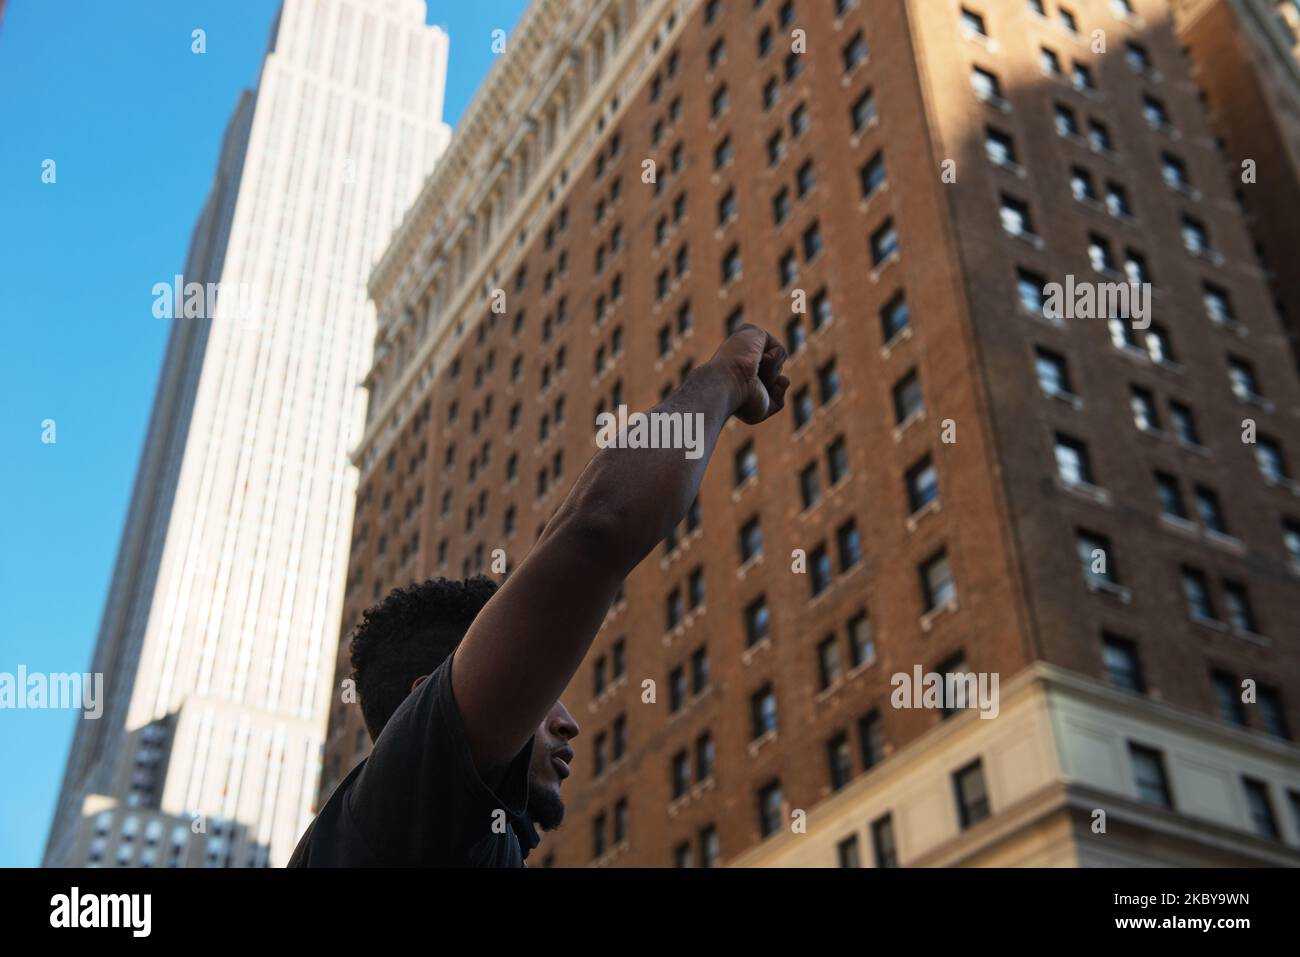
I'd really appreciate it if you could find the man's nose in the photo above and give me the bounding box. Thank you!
[549,700,579,741]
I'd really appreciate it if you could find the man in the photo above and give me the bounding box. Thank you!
[289,325,789,866]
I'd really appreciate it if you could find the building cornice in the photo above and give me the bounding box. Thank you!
[353,0,698,469]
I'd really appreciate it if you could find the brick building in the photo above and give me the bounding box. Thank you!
[1173,0,1300,369]
[321,0,1300,867]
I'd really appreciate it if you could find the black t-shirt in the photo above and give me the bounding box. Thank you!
[288,654,539,867]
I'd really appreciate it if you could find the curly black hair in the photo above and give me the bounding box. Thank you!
[349,576,498,741]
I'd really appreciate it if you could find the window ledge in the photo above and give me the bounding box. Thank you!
[920,596,959,632]
[893,408,927,442]
[881,325,914,357]
[1231,626,1270,646]
[1203,529,1246,555]
[1086,578,1132,603]
[1060,478,1111,506]
[1262,475,1300,497]
[906,498,941,531]
[1190,614,1228,634]
[988,156,1027,179]
[741,636,772,666]
[1159,513,1199,537]
[747,729,779,758]
[1042,386,1083,410]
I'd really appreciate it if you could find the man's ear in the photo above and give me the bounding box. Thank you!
[411,674,430,694]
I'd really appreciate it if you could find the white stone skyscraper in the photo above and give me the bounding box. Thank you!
[44,0,451,867]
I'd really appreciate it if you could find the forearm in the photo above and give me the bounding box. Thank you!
[544,361,739,572]
[451,326,785,772]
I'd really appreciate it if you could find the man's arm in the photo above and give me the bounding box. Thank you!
[451,325,789,772]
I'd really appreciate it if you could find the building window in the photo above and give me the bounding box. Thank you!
[751,685,778,740]
[961,7,988,37]
[859,152,887,201]
[1243,778,1279,840]
[1194,487,1228,535]
[836,834,861,868]
[1181,566,1218,624]
[1129,743,1173,808]
[1223,580,1258,635]
[986,127,1018,167]
[892,369,923,424]
[851,89,877,132]
[817,634,842,690]
[953,760,991,829]
[1055,103,1080,137]
[1256,437,1289,484]
[799,462,821,510]
[1077,529,1118,587]
[809,544,833,596]
[792,386,813,429]
[734,441,758,486]
[1088,119,1114,154]
[1157,152,1191,195]
[920,550,955,612]
[1035,348,1071,396]
[1228,357,1262,402]
[842,30,868,71]
[758,780,784,838]
[1212,670,1246,726]
[1131,385,1161,432]
[745,595,770,646]
[700,826,720,868]
[796,159,815,197]
[1170,402,1201,447]
[665,588,683,632]
[848,611,875,668]
[828,732,853,791]
[970,66,1003,103]
[721,244,741,283]
[1102,634,1144,692]
[871,814,898,867]
[1054,434,1094,487]
[740,516,762,563]
[691,646,710,693]
[671,750,690,799]
[818,360,841,404]
[696,732,715,781]
[906,455,939,513]
[870,219,899,265]
[881,294,909,343]
[827,435,849,484]
[1155,471,1187,520]
[837,519,863,570]
[859,709,885,768]
[1258,686,1290,740]
[1017,269,1046,313]
[1000,195,1036,238]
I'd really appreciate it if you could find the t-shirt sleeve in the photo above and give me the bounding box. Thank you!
[343,653,533,865]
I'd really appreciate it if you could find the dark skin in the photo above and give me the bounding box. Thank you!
[411,674,579,827]
[448,324,789,777]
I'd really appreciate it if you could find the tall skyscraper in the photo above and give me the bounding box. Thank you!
[324,0,1300,867]
[45,0,450,868]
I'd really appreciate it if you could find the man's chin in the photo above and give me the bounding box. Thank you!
[528,781,566,832]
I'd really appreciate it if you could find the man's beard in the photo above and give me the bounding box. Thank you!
[528,780,566,831]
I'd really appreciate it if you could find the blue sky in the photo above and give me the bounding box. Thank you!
[0,0,526,868]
